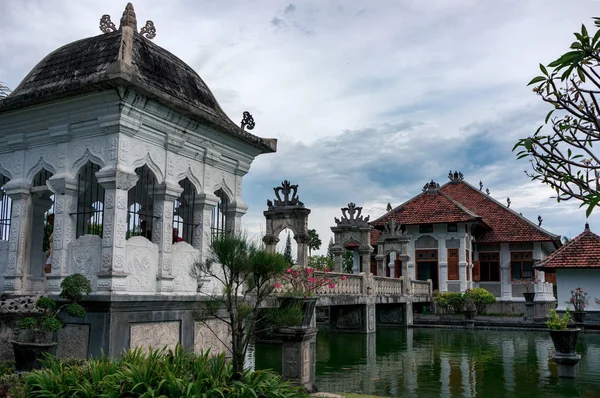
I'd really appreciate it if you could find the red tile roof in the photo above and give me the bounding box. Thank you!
[440,181,559,243]
[537,224,600,270]
[371,189,481,227]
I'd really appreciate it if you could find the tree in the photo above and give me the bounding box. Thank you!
[0,82,9,99]
[191,234,288,376]
[307,254,335,271]
[307,229,322,257]
[327,237,334,260]
[514,18,600,216]
[283,231,293,265]
[342,250,354,274]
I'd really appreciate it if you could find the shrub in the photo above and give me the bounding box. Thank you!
[466,288,496,314]
[433,292,465,314]
[547,308,571,331]
[13,345,306,398]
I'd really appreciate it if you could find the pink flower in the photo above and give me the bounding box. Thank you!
[342,275,347,280]
[274,282,281,288]
[286,268,292,273]
[329,283,335,288]
[324,267,329,272]
[308,277,315,283]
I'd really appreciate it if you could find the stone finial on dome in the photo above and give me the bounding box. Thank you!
[585,222,590,231]
[120,3,137,31]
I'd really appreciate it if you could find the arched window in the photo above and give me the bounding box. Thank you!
[173,178,196,244]
[0,174,11,241]
[127,165,157,241]
[75,162,105,238]
[211,189,230,240]
[31,168,55,253]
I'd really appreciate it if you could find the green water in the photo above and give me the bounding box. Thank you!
[253,328,600,397]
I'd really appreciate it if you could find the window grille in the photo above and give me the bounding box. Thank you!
[75,162,105,238]
[173,178,196,244]
[127,165,157,241]
[211,189,229,240]
[32,169,53,188]
[0,174,11,241]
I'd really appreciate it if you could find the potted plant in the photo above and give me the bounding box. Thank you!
[12,274,91,371]
[464,290,476,320]
[547,307,579,355]
[274,266,345,327]
[512,279,536,302]
[570,287,588,323]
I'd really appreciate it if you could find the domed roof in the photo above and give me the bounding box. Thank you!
[0,4,275,153]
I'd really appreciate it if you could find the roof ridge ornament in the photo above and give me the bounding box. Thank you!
[448,170,464,183]
[241,111,255,131]
[99,14,117,33]
[99,3,157,40]
[335,203,370,227]
[538,215,543,227]
[139,20,156,39]
[120,3,137,31]
[422,180,440,193]
[585,222,590,231]
[268,180,304,208]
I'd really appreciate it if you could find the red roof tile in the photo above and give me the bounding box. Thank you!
[537,225,600,269]
[440,181,559,243]
[372,189,480,227]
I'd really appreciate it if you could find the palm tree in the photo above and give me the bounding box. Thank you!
[0,82,10,99]
[308,229,322,257]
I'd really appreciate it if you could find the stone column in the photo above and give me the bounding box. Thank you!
[388,251,395,278]
[400,254,410,294]
[438,238,448,292]
[27,194,54,292]
[500,243,512,300]
[331,247,343,272]
[360,250,371,275]
[262,234,278,253]
[155,183,183,293]
[375,254,385,276]
[458,240,467,292]
[193,193,219,293]
[294,234,310,267]
[96,168,138,293]
[278,327,317,391]
[226,201,248,235]
[2,181,32,294]
[45,177,78,293]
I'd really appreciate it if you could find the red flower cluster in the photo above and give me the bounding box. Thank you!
[275,267,346,297]
[570,287,588,312]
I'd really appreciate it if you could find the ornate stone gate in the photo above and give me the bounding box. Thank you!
[330,203,373,273]
[263,181,311,266]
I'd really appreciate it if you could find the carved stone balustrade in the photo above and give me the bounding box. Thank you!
[373,276,404,295]
[411,279,433,296]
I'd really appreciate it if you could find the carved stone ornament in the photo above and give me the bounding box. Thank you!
[139,20,156,39]
[268,180,304,208]
[448,170,464,182]
[334,202,370,227]
[383,219,403,237]
[422,180,440,193]
[241,111,255,131]
[99,14,117,33]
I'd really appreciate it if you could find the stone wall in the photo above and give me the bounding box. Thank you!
[0,295,42,361]
[130,321,181,352]
[194,319,231,357]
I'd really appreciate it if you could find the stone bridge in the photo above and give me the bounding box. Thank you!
[270,272,433,334]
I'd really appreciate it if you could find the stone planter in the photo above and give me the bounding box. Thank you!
[523,292,535,302]
[464,310,476,320]
[549,329,579,355]
[573,311,586,324]
[278,297,318,328]
[12,341,57,372]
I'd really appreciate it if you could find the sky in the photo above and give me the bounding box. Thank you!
[1,0,600,256]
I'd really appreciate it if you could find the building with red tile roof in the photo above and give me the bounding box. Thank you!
[366,171,559,305]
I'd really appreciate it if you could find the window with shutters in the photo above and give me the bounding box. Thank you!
[447,249,459,280]
[479,252,500,282]
[511,251,534,280]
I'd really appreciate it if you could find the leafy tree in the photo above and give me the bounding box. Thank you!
[342,250,354,273]
[0,82,9,99]
[327,237,334,260]
[191,234,288,376]
[307,229,322,257]
[283,232,293,265]
[514,18,600,216]
[307,254,335,271]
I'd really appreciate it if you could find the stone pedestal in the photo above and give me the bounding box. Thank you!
[525,302,534,321]
[552,353,581,378]
[277,326,317,391]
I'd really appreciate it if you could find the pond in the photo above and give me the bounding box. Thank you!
[252,327,600,397]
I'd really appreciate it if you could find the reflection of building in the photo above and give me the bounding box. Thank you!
[0,4,274,359]
[537,223,600,320]
[367,172,560,304]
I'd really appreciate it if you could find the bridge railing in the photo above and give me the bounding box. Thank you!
[314,271,363,295]
[411,279,433,296]
[373,275,404,295]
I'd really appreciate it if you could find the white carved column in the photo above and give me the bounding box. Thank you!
[226,201,248,235]
[27,194,54,292]
[399,254,410,294]
[388,251,395,277]
[96,168,138,293]
[294,234,310,267]
[155,183,183,293]
[458,239,467,292]
[193,193,219,293]
[45,177,78,293]
[2,181,32,294]
[500,243,512,300]
[438,238,448,292]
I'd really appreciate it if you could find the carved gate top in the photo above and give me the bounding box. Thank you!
[334,202,370,227]
[267,180,304,209]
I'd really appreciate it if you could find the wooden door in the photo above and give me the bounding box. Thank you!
[448,249,459,280]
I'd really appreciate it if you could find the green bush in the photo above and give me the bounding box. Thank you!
[466,288,496,314]
[547,308,571,330]
[13,345,306,398]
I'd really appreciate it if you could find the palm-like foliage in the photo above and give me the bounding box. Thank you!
[307,229,321,257]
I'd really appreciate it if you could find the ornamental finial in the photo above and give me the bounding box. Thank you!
[120,3,137,31]
[241,111,255,131]
[538,215,543,227]
[506,197,511,208]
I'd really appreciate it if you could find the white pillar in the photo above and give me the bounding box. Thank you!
[352,248,360,274]
[388,251,396,277]
[458,239,467,292]
[2,181,32,294]
[438,238,448,292]
[155,183,183,293]
[500,243,512,300]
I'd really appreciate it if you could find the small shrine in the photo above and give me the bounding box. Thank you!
[330,203,373,273]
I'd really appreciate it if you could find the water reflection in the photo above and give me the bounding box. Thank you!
[253,328,600,397]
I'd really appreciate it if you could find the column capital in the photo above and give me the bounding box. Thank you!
[195,193,219,209]
[3,180,32,198]
[96,167,138,190]
[226,201,249,217]
[155,182,183,201]
[46,176,78,196]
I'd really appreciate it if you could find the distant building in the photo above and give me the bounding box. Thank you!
[368,171,560,304]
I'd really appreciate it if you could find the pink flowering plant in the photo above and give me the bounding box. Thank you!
[274,265,347,297]
[570,287,588,312]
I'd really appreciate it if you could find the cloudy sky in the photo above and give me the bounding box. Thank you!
[1,0,600,255]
